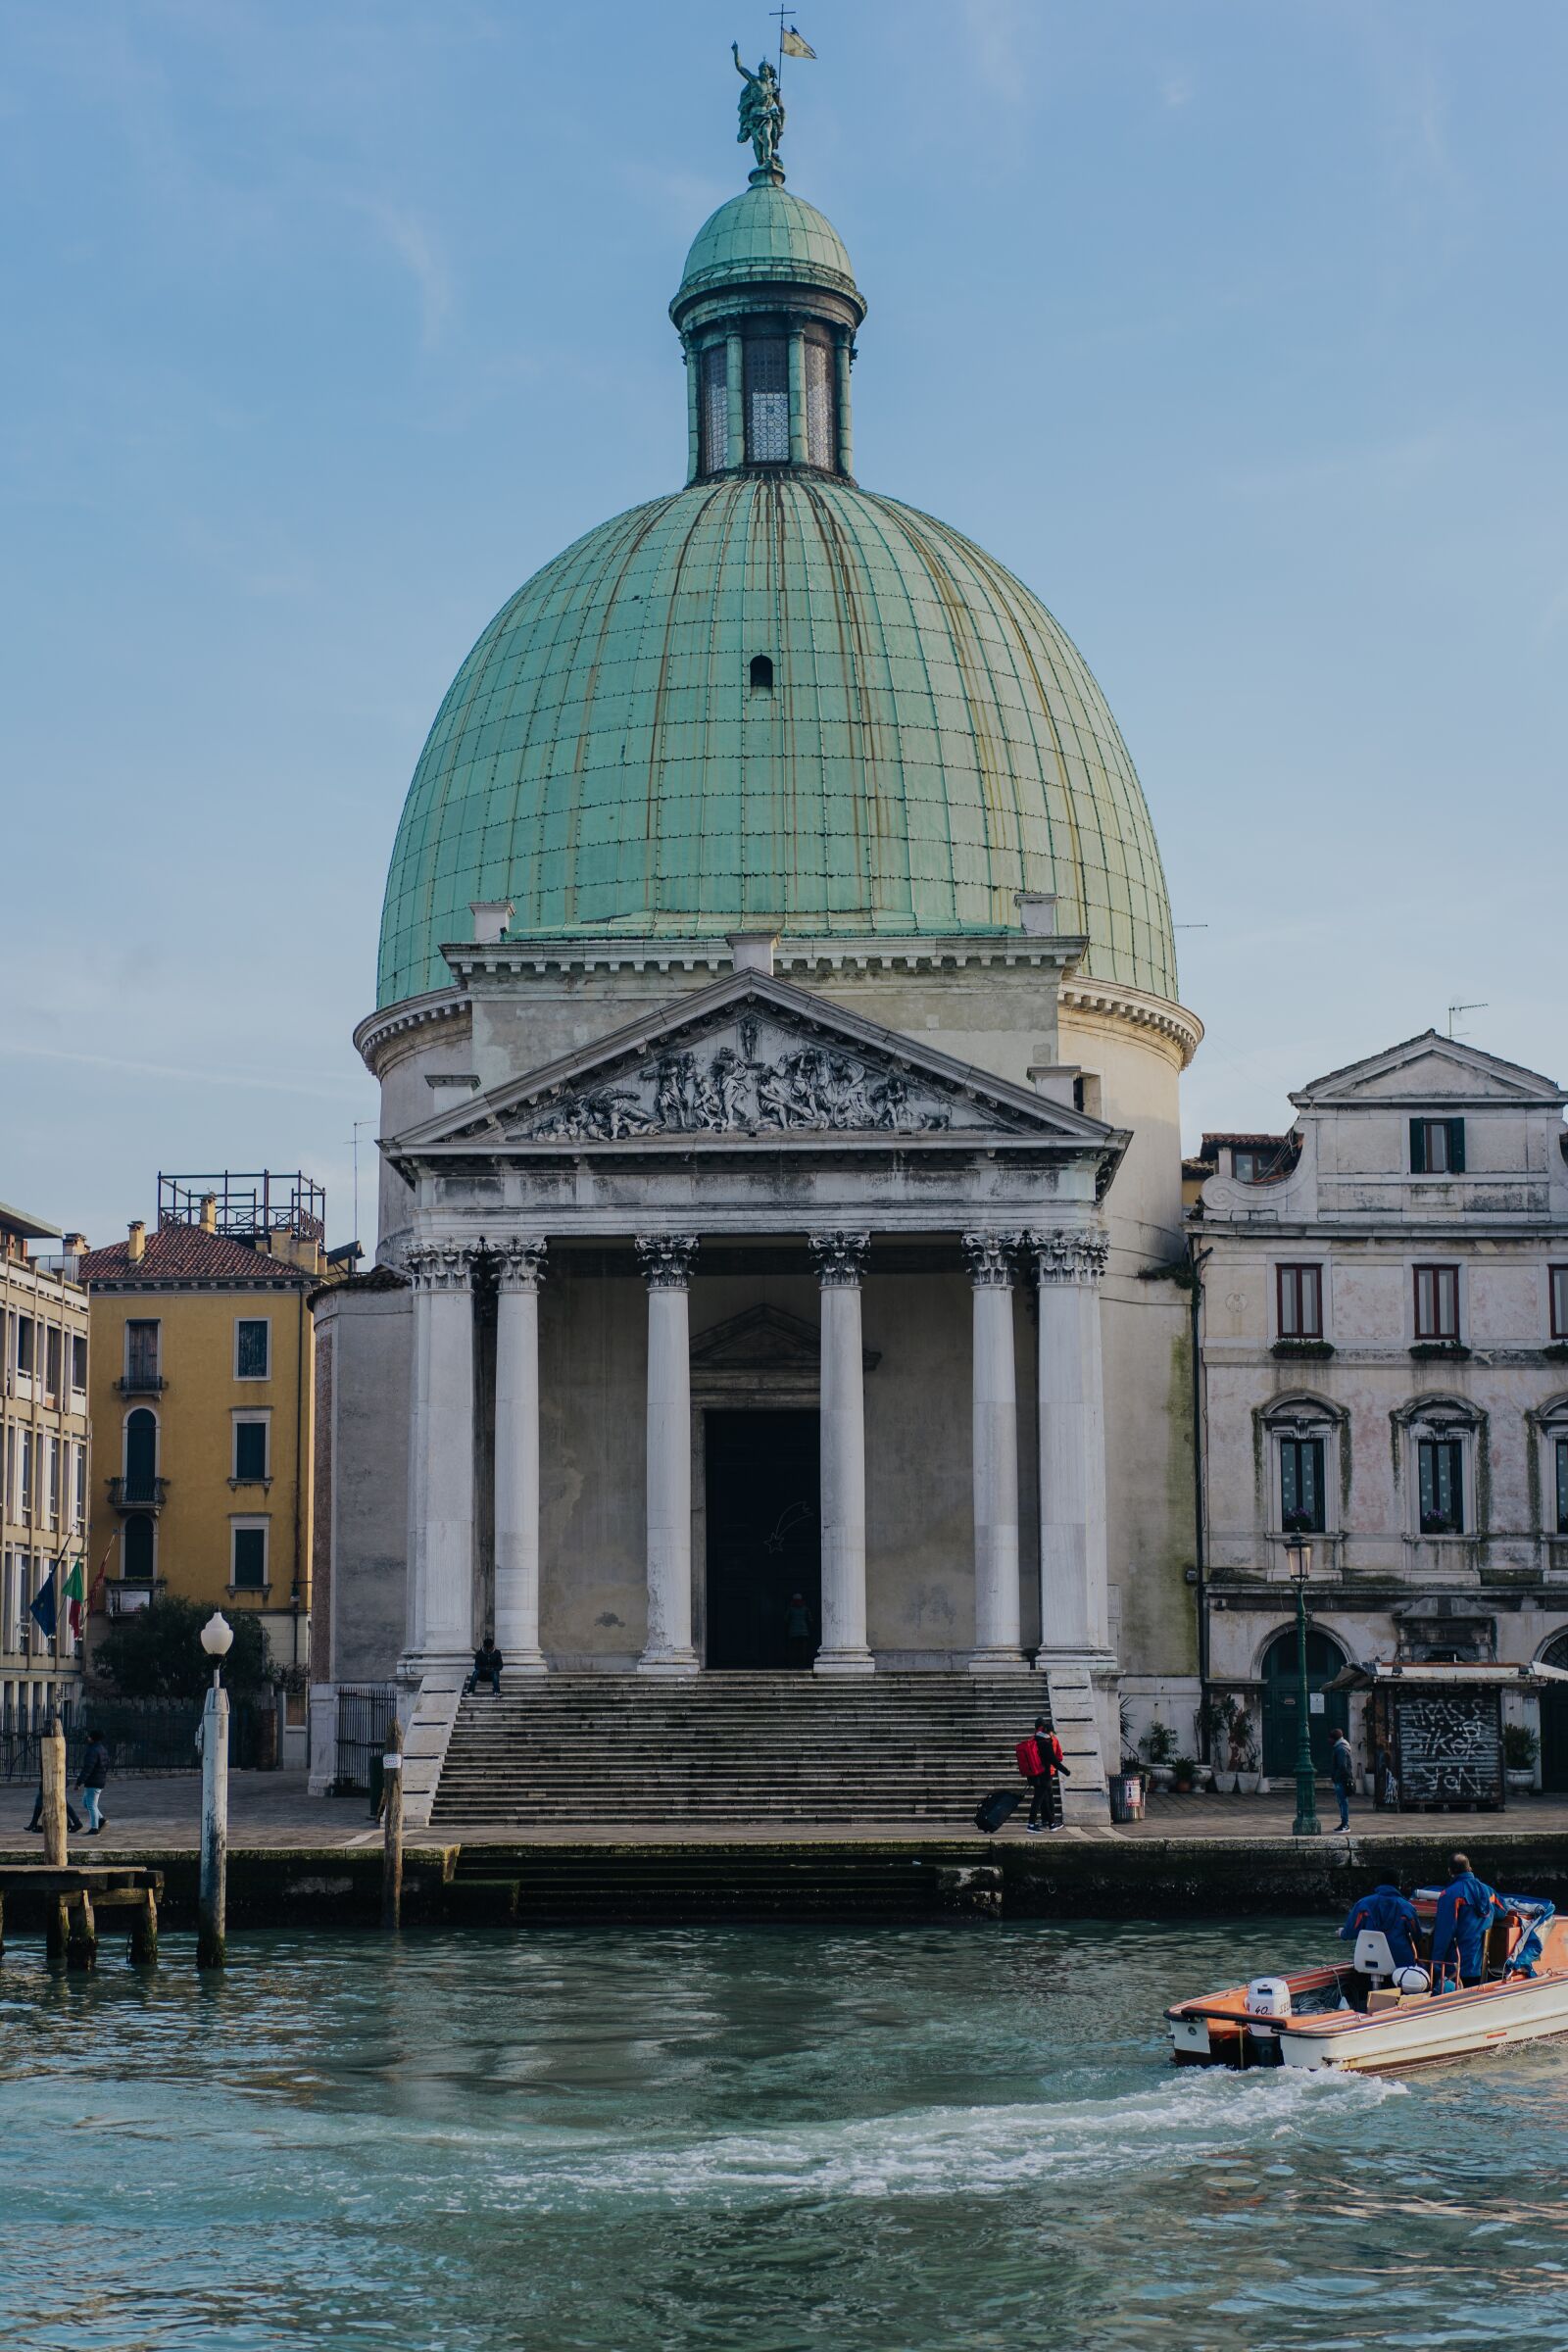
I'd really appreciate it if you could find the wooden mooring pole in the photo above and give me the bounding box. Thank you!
[198,1675,228,1969]
[42,1715,69,1964]
[381,1717,404,1931]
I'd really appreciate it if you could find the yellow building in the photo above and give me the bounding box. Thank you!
[80,1176,328,1720]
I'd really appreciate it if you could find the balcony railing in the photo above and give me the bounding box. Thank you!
[108,1476,169,1509]
[115,1370,166,1394]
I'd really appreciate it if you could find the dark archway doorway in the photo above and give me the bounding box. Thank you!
[1261,1625,1349,1779]
[1542,1635,1568,1792]
[704,1410,820,1670]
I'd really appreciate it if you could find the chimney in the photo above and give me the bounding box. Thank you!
[727,932,778,976]
[199,1193,218,1233]
[469,899,514,946]
[126,1219,146,1263]
[62,1232,88,1256]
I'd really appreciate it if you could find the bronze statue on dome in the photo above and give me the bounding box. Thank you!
[733,46,785,176]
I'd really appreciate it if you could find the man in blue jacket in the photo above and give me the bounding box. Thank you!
[1430,1853,1505,1989]
[1339,1882,1419,1970]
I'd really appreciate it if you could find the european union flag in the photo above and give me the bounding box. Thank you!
[28,1570,58,1642]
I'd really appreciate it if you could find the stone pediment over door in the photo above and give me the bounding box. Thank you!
[689,1303,880,1405]
[394,968,1121,1163]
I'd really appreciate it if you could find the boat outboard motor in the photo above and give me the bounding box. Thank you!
[1246,1978,1292,2020]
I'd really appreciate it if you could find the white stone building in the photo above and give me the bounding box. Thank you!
[1192,1031,1568,1790]
[1,1203,90,1729]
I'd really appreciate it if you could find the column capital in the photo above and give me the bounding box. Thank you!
[404,1241,483,1294]
[808,1230,870,1288]
[635,1234,699,1291]
[961,1232,1024,1289]
[1028,1228,1109,1288]
[494,1237,548,1293]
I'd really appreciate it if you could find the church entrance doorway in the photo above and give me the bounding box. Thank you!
[704,1410,820,1670]
[1260,1626,1349,1780]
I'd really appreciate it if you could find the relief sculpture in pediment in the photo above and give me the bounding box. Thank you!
[515,1024,967,1143]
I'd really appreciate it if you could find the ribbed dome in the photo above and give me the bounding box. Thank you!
[675,183,861,313]
[376,475,1177,1009]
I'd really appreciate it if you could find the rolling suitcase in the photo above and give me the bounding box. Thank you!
[974,1788,1024,1835]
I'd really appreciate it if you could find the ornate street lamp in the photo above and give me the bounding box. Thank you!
[1283,1542,1320,1838]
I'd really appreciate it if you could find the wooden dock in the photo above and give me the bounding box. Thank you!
[0,1864,164,1968]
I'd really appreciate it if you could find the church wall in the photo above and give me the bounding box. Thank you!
[310,1282,413,1689]
[538,1268,650,1668]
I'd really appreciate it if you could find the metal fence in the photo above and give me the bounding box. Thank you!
[0,1696,268,1783]
[333,1684,398,1797]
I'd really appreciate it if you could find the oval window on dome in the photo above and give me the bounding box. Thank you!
[744,338,789,463]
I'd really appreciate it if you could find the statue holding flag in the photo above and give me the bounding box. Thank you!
[733,46,786,177]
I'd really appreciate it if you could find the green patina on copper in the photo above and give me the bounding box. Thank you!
[375,179,1177,1011]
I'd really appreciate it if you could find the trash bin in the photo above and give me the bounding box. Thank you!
[1108,1772,1145,1824]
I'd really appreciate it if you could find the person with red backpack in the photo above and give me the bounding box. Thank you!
[1016,1717,1069,1833]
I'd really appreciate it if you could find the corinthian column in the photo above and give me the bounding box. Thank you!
[404,1241,480,1676]
[494,1239,548,1676]
[809,1231,874,1676]
[962,1233,1028,1673]
[636,1235,700,1676]
[1031,1228,1112,1660]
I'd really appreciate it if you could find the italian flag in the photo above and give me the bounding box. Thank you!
[63,1558,85,1639]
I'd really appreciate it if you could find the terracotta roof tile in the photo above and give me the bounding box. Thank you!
[80,1227,312,1288]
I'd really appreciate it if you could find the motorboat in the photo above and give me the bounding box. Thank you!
[1166,1894,1568,2072]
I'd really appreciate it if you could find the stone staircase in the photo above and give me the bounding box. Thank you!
[428,1673,1054,1832]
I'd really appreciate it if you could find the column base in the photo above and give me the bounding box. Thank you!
[813,1649,876,1677]
[636,1649,701,1678]
[501,1652,549,1680]
[967,1647,1031,1676]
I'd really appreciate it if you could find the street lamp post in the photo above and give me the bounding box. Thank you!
[1284,1543,1320,1838]
[198,1611,233,1967]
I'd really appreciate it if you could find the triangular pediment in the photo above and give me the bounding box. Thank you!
[689,1304,880,1382]
[395,969,1118,1156]
[1294,1030,1565,1110]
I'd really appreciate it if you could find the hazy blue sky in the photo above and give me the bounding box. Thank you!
[4,1,1563,1251]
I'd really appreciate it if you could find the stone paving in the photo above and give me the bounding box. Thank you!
[3,1770,1567,1852]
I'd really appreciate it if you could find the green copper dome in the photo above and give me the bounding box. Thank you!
[376,474,1178,1008]
[675,183,861,314]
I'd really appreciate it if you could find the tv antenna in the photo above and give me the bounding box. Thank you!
[1446,1002,1488,1040]
[348,1119,370,1248]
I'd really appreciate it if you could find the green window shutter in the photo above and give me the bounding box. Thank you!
[1446,1118,1466,1172]
[1409,1118,1427,1173]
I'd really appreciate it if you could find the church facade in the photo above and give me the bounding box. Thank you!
[310,144,1206,1817]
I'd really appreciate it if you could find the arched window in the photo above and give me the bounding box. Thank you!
[1259,1624,1349,1778]
[122,1513,155,1583]
[123,1408,157,1502]
[1260,1396,1343,1544]
[749,654,774,693]
[1396,1396,1483,1540]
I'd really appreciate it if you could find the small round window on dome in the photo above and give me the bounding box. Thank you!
[749,654,774,693]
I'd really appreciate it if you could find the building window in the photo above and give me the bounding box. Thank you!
[122,1513,155,1582]
[1276,1263,1324,1341]
[15,1316,34,1378]
[1232,1148,1278,1182]
[804,334,835,466]
[44,1326,62,1401]
[1551,1266,1568,1342]
[1413,1264,1460,1342]
[71,1332,87,1394]
[749,653,774,692]
[231,1522,269,1591]
[234,1319,270,1380]
[1557,1439,1568,1537]
[1418,1437,1465,1534]
[1410,1117,1465,1174]
[699,341,728,473]
[19,1434,32,1518]
[125,1319,161,1389]
[45,1439,60,1532]
[744,336,790,462]
[123,1408,158,1501]
[233,1417,270,1483]
[1280,1436,1326,1534]
[73,1443,86,1532]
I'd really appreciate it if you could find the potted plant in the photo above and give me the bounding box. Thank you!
[1502,1723,1539,1793]
[1170,1754,1198,1794]
[1200,1693,1239,1792]
[1142,1717,1176,1790]
[1230,1710,1261,1795]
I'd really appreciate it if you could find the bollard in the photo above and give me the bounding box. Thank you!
[381,1717,404,1931]
[41,1716,68,1869]
[198,1677,229,1969]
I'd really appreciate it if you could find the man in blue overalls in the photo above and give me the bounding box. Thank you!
[1339,1882,1419,1970]
[1430,1853,1506,1990]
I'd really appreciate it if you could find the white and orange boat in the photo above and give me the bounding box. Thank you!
[1167,1894,1568,2072]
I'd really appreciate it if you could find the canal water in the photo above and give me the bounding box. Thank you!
[3,1919,1565,2350]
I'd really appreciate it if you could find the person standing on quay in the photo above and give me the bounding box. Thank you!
[1018,1718,1068,1834]
[75,1728,112,1835]
[1329,1727,1354,1832]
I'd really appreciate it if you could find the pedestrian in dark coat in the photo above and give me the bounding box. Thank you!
[75,1731,111,1835]
[1329,1728,1354,1831]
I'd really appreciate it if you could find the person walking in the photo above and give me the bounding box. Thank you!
[75,1728,112,1836]
[1016,1717,1069,1833]
[26,1782,82,1835]
[1329,1726,1354,1832]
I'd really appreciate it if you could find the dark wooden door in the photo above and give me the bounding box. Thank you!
[1543,1638,1568,1791]
[1261,1627,1348,1778]
[704,1410,819,1670]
